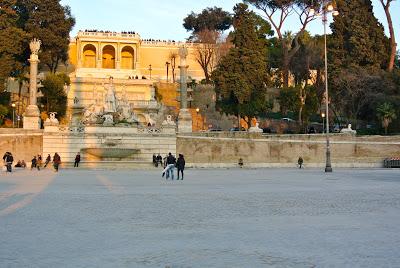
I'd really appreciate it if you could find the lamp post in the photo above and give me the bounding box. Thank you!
[11,103,16,128]
[321,112,326,133]
[148,64,152,80]
[165,61,170,82]
[309,1,338,172]
[196,107,200,130]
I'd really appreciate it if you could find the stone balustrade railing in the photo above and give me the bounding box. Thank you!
[78,31,141,39]
[131,100,159,109]
[141,40,196,47]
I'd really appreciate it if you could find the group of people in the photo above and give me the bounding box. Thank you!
[153,153,185,180]
[31,153,62,171]
[2,152,62,173]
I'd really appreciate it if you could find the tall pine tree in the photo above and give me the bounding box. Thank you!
[329,0,390,70]
[0,0,27,91]
[15,0,75,73]
[212,3,272,126]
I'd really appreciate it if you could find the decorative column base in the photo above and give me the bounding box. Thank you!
[177,109,192,133]
[23,105,41,129]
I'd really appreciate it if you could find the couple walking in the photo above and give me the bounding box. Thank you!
[162,153,185,180]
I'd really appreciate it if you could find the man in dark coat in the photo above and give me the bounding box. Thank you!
[156,154,162,167]
[44,154,51,167]
[176,154,185,180]
[74,153,81,168]
[4,152,13,172]
[163,152,176,180]
[53,153,61,172]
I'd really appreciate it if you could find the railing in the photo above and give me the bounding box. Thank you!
[131,100,159,109]
[78,31,140,39]
[141,40,196,47]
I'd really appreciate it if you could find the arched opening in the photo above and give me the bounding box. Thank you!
[121,46,135,69]
[83,44,96,68]
[102,45,116,69]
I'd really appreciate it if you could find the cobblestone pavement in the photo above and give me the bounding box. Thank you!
[0,168,399,267]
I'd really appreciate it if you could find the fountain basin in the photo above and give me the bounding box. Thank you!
[82,148,139,159]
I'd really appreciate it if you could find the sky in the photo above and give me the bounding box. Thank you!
[60,0,399,42]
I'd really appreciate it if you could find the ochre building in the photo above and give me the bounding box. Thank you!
[66,31,205,125]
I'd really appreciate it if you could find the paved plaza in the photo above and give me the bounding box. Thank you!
[0,168,399,267]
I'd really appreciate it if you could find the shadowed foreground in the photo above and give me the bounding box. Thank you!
[0,168,399,267]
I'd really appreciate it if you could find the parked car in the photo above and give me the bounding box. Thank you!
[208,128,222,132]
[281,117,296,123]
[230,127,246,132]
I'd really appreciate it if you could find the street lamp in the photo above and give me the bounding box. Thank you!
[165,62,170,82]
[196,107,200,130]
[321,112,326,133]
[309,0,339,173]
[148,64,152,80]
[11,103,16,128]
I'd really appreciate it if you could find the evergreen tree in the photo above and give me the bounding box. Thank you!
[15,0,75,73]
[40,73,69,117]
[0,0,27,91]
[183,7,232,37]
[212,3,272,126]
[329,0,390,70]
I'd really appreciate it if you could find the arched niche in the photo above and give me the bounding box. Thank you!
[102,45,116,69]
[83,44,97,68]
[121,46,135,69]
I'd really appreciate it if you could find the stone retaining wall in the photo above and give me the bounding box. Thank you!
[177,133,400,168]
[0,129,43,163]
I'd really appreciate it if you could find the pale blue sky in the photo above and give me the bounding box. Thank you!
[61,0,399,42]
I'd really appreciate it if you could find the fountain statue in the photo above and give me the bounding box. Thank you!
[104,77,117,113]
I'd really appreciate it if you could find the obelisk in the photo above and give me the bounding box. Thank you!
[23,39,42,129]
[177,46,192,133]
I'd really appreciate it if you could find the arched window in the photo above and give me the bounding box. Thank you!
[82,44,96,68]
[121,46,135,69]
[102,45,116,69]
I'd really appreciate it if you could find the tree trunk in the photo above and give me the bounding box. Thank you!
[381,1,396,72]
[282,45,290,88]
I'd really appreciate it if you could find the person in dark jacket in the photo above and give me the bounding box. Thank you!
[53,153,61,172]
[152,154,157,167]
[31,156,37,170]
[4,152,14,172]
[156,154,162,167]
[298,156,304,169]
[37,154,42,171]
[74,153,81,167]
[162,152,176,180]
[176,154,185,180]
[44,154,51,167]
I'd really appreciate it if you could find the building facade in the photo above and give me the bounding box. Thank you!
[66,30,205,125]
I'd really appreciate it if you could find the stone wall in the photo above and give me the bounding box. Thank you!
[0,129,43,163]
[177,133,400,168]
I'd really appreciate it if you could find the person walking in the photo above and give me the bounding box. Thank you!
[162,152,176,180]
[44,154,51,167]
[176,154,185,180]
[298,156,304,169]
[152,154,157,167]
[31,156,37,170]
[74,152,81,167]
[4,152,14,173]
[53,153,61,172]
[37,154,42,171]
[156,154,162,167]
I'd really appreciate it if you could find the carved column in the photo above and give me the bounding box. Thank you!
[96,42,102,68]
[24,39,42,129]
[177,46,192,133]
[115,43,121,70]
